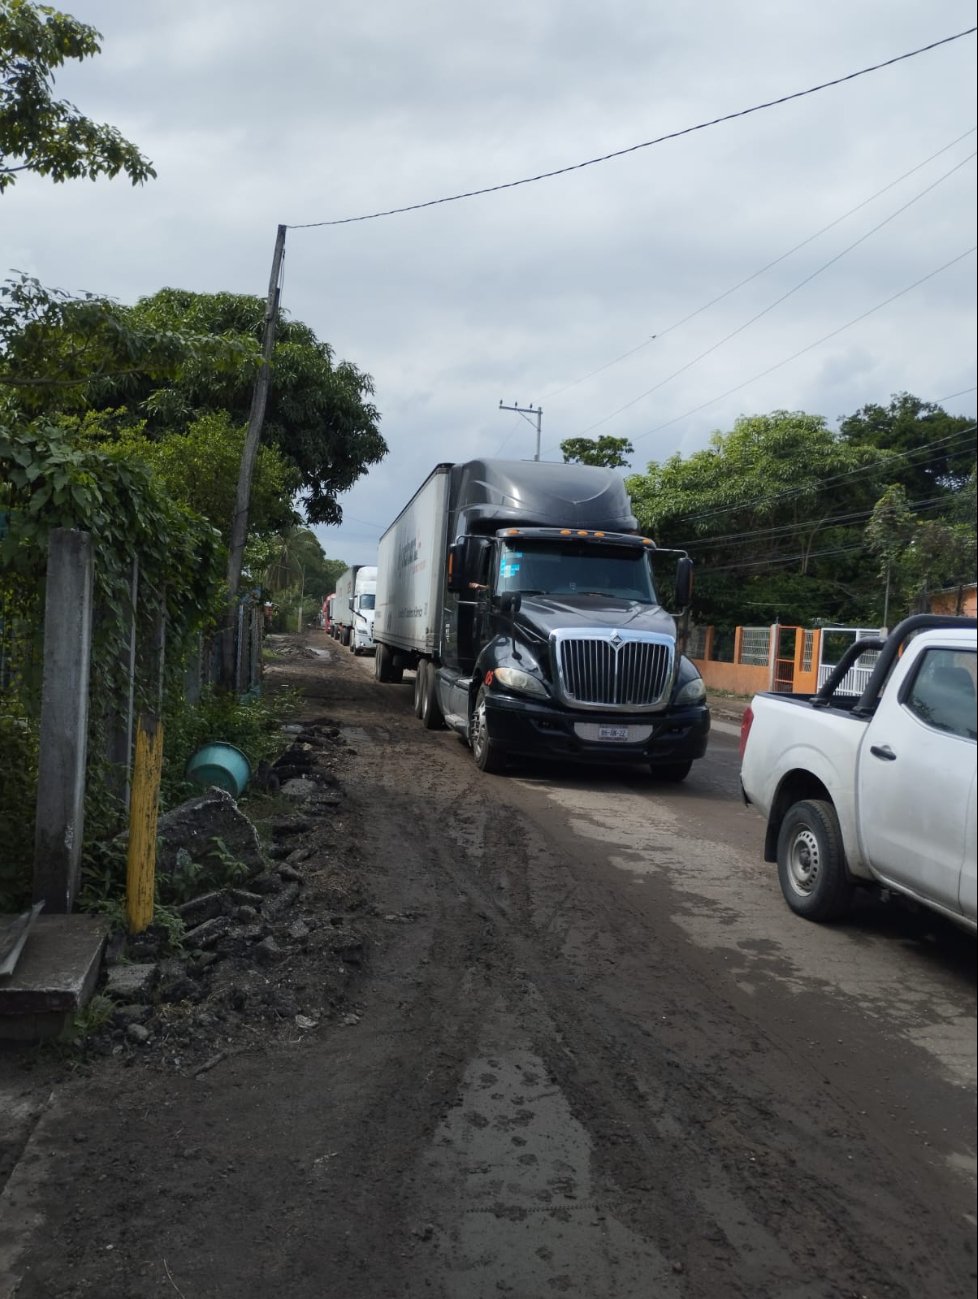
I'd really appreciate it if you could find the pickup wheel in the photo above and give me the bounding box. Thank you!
[470,687,506,774]
[777,799,852,922]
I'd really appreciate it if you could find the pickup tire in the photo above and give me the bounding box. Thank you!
[777,799,852,922]
[470,686,506,773]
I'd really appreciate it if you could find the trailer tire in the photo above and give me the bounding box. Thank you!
[777,799,852,922]
[420,662,445,730]
[470,687,506,773]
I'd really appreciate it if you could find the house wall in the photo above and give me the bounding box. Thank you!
[691,658,769,697]
[930,585,977,617]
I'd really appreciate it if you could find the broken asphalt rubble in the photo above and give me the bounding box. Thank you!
[85,717,369,1071]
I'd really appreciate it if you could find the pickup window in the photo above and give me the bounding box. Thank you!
[903,648,977,741]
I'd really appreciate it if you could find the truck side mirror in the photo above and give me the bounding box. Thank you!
[446,542,466,593]
[447,537,491,593]
[675,556,693,609]
[498,592,522,617]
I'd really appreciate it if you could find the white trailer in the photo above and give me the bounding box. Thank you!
[374,465,452,682]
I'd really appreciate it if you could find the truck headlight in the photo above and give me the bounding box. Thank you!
[492,666,549,699]
[674,676,707,706]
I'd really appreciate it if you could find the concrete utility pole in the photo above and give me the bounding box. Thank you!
[223,222,287,687]
[498,400,542,461]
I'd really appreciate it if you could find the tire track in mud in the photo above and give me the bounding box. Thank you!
[308,648,975,1297]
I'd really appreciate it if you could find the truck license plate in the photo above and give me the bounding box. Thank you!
[598,726,630,741]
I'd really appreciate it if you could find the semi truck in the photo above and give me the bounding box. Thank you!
[332,565,377,655]
[373,458,709,777]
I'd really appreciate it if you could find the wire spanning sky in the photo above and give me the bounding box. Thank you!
[4,1,975,565]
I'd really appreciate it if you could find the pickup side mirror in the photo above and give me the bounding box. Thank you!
[675,556,693,609]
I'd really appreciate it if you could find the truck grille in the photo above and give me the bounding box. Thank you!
[551,631,674,711]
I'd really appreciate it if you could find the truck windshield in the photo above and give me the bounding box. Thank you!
[495,541,657,603]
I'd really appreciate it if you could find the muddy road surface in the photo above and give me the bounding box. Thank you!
[2,631,975,1298]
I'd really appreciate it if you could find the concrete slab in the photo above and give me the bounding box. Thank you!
[0,914,109,1040]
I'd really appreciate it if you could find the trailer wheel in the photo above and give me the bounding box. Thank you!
[421,662,445,730]
[777,799,852,922]
[375,642,402,683]
[470,687,506,773]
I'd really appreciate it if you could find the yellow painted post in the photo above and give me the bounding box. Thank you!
[126,715,164,934]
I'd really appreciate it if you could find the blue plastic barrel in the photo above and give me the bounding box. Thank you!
[186,742,252,796]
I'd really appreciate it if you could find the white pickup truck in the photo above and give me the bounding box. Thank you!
[739,614,977,930]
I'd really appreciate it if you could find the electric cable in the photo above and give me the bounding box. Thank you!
[541,127,977,404]
[286,29,976,230]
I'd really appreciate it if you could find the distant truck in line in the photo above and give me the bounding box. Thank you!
[372,458,709,778]
[331,565,377,655]
[740,614,977,931]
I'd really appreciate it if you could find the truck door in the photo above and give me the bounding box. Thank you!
[856,646,977,916]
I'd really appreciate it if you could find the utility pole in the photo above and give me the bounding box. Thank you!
[222,223,287,688]
[498,400,542,461]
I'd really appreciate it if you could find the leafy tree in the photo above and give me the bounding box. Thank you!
[839,392,974,499]
[560,435,634,468]
[627,411,892,628]
[93,289,387,526]
[0,274,248,412]
[866,477,977,620]
[89,411,301,544]
[0,0,155,192]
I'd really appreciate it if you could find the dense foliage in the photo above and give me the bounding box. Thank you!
[0,0,154,191]
[85,289,388,526]
[626,398,976,630]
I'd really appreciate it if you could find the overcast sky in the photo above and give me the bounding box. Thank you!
[4,1,976,566]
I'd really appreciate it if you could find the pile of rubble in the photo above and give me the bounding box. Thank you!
[87,719,370,1072]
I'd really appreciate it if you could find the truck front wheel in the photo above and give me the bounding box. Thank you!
[470,687,506,773]
[420,662,444,730]
[777,799,852,922]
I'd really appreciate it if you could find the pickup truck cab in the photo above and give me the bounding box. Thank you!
[739,614,977,929]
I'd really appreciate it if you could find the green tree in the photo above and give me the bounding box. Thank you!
[97,411,301,544]
[91,289,387,526]
[0,274,248,413]
[626,411,892,628]
[866,477,977,620]
[839,392,974,499]
[560,435,634,468]
[1,0,155,192]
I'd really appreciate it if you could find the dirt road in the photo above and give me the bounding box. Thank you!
[2,632,975,1298]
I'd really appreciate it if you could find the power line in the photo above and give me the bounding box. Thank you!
[564,150,976,440]
[541,126,977,404]
[286,29,976,230]
[627,247,977,446]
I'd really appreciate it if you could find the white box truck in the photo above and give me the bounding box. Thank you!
[374,459,709,778]
[332,565,377,655]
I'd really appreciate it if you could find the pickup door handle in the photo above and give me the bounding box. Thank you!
[870,744,897,761]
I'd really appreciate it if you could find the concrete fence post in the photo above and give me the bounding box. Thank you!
[33,528,95,913]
